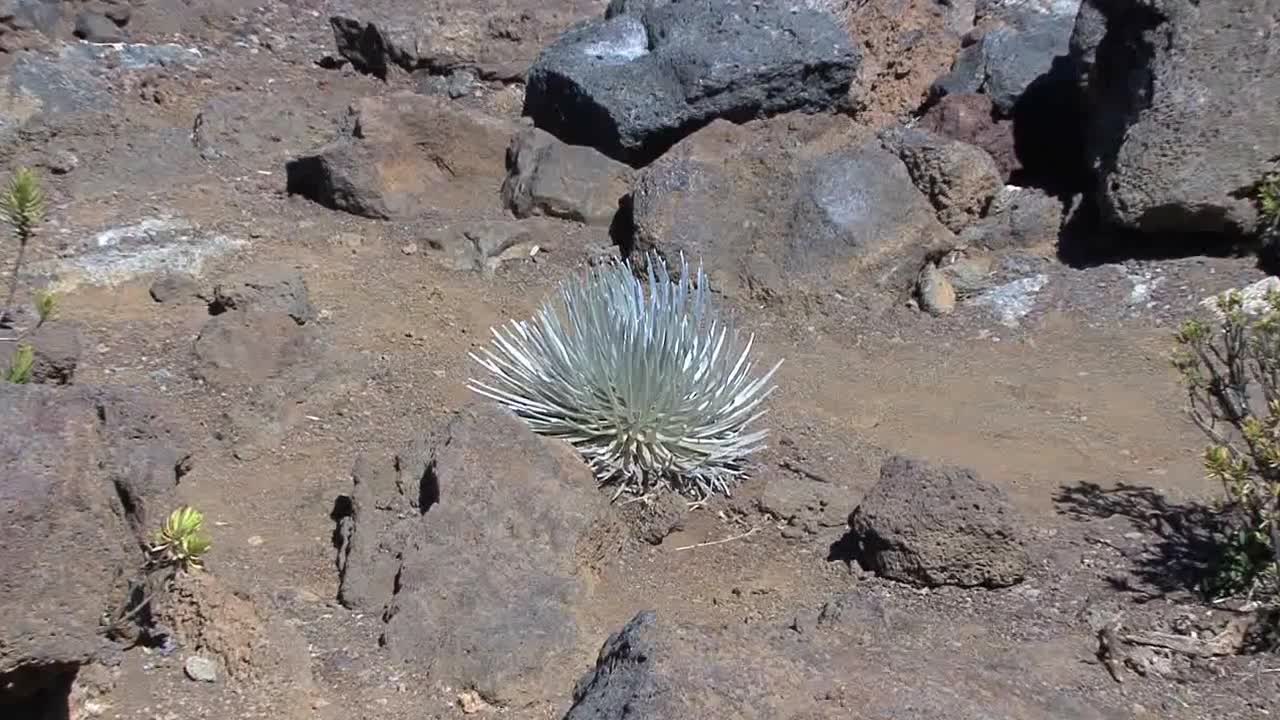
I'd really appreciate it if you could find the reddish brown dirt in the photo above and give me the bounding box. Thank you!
[1,2,1275,719]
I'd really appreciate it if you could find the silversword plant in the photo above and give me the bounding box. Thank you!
[469,254,781,501]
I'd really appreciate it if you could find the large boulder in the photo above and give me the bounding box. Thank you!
[524,0,859,166]
[335,403,624,707]
[1070,0,1280,236]
[845,454,1030,588]
[0,384,186,712]
[286,92,514,219]
[629,119,954,308]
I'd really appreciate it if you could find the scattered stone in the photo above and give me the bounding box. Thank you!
[846,454,1030,588]
[421,219,551,274]
[209,267,316,326]
[149,274,200,304]
[501,125,633,226]
[916,263,957,316]
[101,1,131,26]
[73,11,124,43]
[917,93,1018,178]
[45,149,79,175]
[1071,0,1280,236]
[457,690,491,714]
[936,249,996,297]
[183,656,218,683]
[958,185,1063,250]
[619,493,687,545]
[286,92,514,219]
[335,403,625,706]
[524,0,859,165]
[884,127,1002,232]
[756,476,852,535]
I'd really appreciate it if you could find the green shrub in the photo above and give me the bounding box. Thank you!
[1174,290,1280,600]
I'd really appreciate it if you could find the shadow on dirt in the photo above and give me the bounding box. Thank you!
[1054,481,1227,597]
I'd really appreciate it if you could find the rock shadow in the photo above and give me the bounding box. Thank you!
[1054,481,1228,597]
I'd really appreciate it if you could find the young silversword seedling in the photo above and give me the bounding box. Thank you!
[149,506,213,572]
[469,253,782,502]
[0,167,45,329]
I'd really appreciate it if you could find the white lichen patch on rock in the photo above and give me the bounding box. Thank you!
[32,216,246,292]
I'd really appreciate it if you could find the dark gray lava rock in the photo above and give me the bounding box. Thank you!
[564,611,815,720]
[149,273,200,304]
[209,267,315,326]
[336,403,624,706]
[501,125,633,226]
[846,454,1029,588]
[1071,0,1280,236]
[524,0,859,166]
[958,184,1064,250]
[932,0,1082,114]
[0,384,185,707]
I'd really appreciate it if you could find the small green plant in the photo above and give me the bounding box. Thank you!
[5,342,33,383]
[1257,168,1280,242]
[1174,290,1280,601]
[0,167,45,326]
[148,506,213,572]
[34,289,57,325]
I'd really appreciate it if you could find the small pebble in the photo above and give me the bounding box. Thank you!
[183,655,218,683]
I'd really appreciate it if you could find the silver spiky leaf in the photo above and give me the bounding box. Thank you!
[467,253,782,501]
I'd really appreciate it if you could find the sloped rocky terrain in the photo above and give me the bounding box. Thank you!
[1,1,1278,719]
